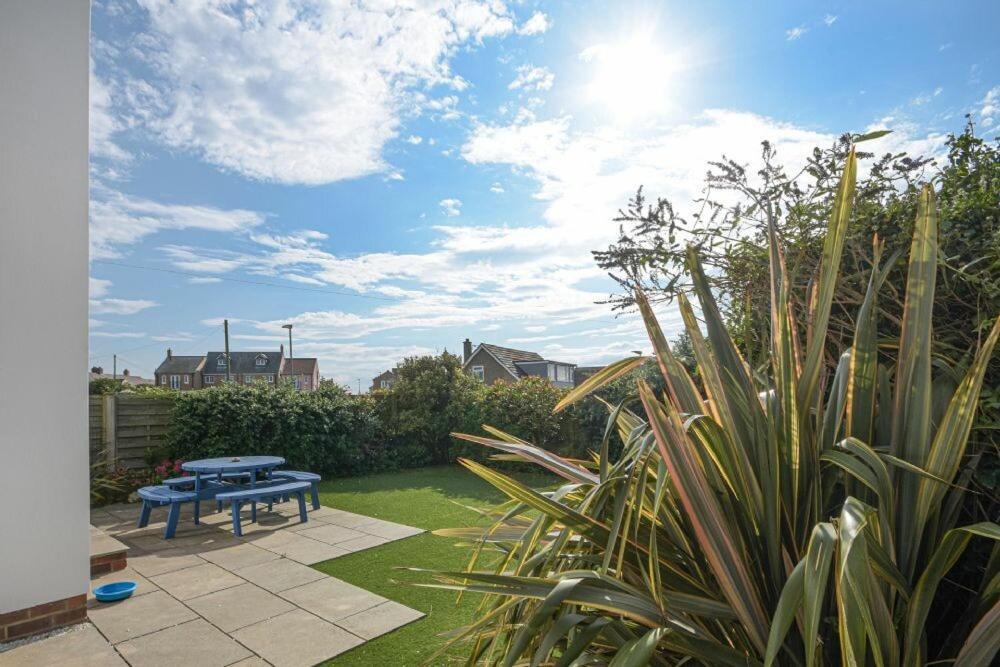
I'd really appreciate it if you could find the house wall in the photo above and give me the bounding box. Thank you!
[465,349,517,385]
[0,0,90,632]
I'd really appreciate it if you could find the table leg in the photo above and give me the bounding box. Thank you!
[193,471,201,525]
[250,469,257,523]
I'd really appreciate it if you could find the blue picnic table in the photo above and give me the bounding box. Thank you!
[182,456,285,525]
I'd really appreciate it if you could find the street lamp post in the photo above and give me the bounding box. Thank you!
[282,324,293,360]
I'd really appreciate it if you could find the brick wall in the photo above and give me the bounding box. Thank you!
[0,594,87,642]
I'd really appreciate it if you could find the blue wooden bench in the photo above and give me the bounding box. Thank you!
[163,472,249,489]
[271,471,321,510]
[216,481,311,536]
[137,485,196,539]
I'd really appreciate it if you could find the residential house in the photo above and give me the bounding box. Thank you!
[153,345,321,390]
[282,357,320,391]
[461,338,577,388]
[89,366,154,387]
[202,350,283,387]
[371,369,398,392]
[154,349,205,390]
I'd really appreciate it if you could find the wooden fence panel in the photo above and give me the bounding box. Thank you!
[114,395,173,468]
[87,394,174,469]
[88,396,104,466]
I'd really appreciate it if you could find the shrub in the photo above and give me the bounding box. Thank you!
[166,382,391,476]
[433,150,1000,665]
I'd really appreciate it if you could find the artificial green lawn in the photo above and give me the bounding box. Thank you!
[312,465,554,666]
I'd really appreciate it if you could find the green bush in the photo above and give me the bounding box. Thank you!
[166,382,391,476]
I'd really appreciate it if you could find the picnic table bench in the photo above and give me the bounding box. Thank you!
[217,481,311,536]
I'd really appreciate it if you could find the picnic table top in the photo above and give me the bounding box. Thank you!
[182,456,285,474]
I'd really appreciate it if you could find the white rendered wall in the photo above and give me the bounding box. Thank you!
[0,1,91,613]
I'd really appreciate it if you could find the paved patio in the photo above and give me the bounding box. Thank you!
[0,501,425,666]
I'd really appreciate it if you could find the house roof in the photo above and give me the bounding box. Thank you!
[206,351,283,375]
[465,343,544,379]
[281,358,318,376]
[372,369,396,381]
[89,372,154,386]
[155,355,205,375]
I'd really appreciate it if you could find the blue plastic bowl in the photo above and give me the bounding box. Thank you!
[93,581,136,602]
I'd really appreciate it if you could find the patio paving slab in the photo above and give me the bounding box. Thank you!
[336,600,425,640]
[229,658,271,667]
[185,583,295,632]
[273,535,349,565]
[314,510,381,529]
[235,557,326,593]
[296,523,368,546]
[115,618,252,667]
[0,624,125,667]
[232,609,363,667]
[87,590,197,644]
[89,567,159,601]
[359,520,424,541]
[278,577,386,623]
[128,549,205,577]
[199,543,281,571]
[334,534,389,553]
[150,562,245,601]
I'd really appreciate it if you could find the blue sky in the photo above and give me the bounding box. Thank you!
[88,0,999,388]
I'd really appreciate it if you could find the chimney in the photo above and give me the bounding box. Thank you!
[463,338,472,363]
[167,348,173,359]
[280,343,284,357]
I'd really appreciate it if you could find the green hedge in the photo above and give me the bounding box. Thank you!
[163,353,614,477]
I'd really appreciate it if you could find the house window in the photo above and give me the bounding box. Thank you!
[295,377,303,390]
[547,364,557,381]
[267,375,274,383]
[256,354,267,366]
[380,379,389,389]
[183,374,190,385]
[204,375,215,384]
[556,365,571,382]
[170,375,180,390]
[217,356,226,367]
[472,366,485,382]
[160,375,167,385]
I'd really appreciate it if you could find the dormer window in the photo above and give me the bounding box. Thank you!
[255,354,267,367]
[217,356,227,367]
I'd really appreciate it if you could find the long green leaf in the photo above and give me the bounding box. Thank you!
[638,379,769,653]
[554,355,649,413]
[903,522,1000,665]
[954,600,1000,667]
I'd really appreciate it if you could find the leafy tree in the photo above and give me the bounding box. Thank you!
[594,122,1000,519]
[374,352,481,465]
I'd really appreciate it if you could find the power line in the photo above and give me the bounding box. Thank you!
[91,259,401,302]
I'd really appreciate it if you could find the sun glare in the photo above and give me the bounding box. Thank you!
[584,36,680,123]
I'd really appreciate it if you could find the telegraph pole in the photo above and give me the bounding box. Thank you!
[223,319,231,383]
[113,354,117,380]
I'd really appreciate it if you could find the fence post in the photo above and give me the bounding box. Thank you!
[102,393,117,469]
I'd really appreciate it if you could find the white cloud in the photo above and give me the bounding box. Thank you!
[91,331,148,339]
[508,65,554,92]
[823,14,838,27]
[979,86,999,127]
[439,198,463,217]
[90,277,113,299]
[517,11,550,36]
[490,182,505,194]
[786,26,808,41]
[90,189,264,259]
[107,0,515,185]
[188,276,222,284]
[90,297,158,315]
[405,135,423,145]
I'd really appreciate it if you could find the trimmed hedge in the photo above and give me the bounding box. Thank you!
[163,354,611,477]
